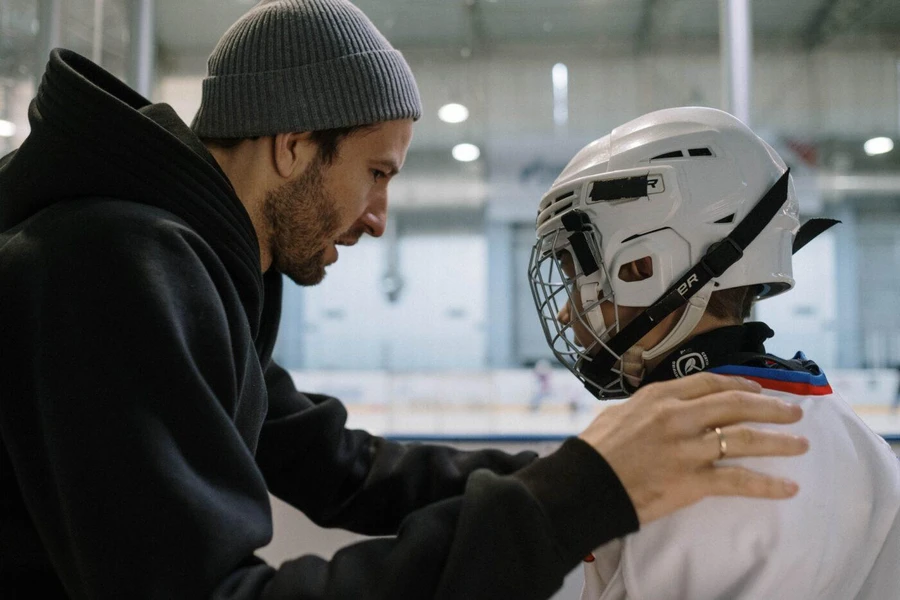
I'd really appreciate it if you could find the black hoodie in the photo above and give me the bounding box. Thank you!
[0,50,637,599]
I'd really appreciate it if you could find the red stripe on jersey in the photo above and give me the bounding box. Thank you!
[743,375,833,396]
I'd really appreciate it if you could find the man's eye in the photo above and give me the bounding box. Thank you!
[372,169,387,182]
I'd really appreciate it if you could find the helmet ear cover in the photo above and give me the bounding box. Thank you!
[580,168,793,391]
[608,230,692,308]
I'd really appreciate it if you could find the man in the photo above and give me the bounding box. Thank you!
[529,106,900,599]
[0,2,808,598]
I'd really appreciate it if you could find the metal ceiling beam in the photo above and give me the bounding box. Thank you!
[462,0,489,58]
[804,0,884,49]
[635,0,662,54]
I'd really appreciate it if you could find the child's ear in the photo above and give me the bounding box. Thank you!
[619,256,654,282]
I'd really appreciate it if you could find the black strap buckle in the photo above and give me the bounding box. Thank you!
[561,210,591,232]
[700,237,743,278]
[561,210,600,276]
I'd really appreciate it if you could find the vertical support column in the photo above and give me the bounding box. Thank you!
[380,216,403,371]
[486,220,514,367]
[834,201,862,368]
[36,0,61,85]
[275,275,306,369]
[92,0,105,64]
[719,0,752,125]
[0,86,11,156]
[129,0,155,97]
[896,59,900,135]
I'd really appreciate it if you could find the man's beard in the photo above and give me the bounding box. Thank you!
[263,158,340,286]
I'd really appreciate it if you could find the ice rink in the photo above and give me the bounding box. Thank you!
[289,368,900,446]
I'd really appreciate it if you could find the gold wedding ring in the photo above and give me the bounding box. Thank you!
[714,426,727,460]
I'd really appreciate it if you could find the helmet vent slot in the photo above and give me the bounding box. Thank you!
[550,191,576,216]
[714,214,735,224]
[650,148,714,160]
[553,202,573,216]
[537,190,577,226]
[651,150,684,160]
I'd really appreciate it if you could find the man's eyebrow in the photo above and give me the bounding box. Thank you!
[372,159,401,176]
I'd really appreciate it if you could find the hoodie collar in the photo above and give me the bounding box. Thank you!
[0,49,266,334]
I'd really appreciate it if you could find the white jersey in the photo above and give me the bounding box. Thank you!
[583,367,900,600]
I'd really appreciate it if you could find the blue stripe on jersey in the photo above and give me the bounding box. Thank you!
[709,364,830,387]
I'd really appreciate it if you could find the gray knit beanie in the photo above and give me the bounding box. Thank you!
[191,0,422,138]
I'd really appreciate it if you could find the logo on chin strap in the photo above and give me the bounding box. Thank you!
[673,351,709,378]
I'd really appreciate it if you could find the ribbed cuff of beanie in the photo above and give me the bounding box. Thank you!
[192,49,421,138]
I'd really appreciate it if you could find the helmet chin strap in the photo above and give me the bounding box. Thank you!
[605,286,712,390]
[642,285,713,362]
[581,282,607,339]
[618,345,646,390]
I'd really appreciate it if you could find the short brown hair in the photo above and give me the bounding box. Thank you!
[706,285,760,322]
[200,123,373,165]
[307,124,373,164]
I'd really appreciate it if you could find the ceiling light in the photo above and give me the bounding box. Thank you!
[452,143,480,162]
[438,103,469,124]
[0,119,16,138]
[864,137,894,156]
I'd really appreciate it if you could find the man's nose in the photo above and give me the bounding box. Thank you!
[359,194,388,238]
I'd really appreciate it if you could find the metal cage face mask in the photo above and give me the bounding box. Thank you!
[528,108,836,401]
[528,224,634,399]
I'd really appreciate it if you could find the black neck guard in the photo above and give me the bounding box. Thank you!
[642,321,823,384]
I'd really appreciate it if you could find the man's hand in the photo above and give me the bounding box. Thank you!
[578,373,808,524]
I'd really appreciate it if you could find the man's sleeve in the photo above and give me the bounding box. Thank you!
[6,220,638,599]
[256,361,539,535]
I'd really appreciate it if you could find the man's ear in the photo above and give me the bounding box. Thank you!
[272,132,316,179]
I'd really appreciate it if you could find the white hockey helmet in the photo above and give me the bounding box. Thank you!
[528,107,802,398]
